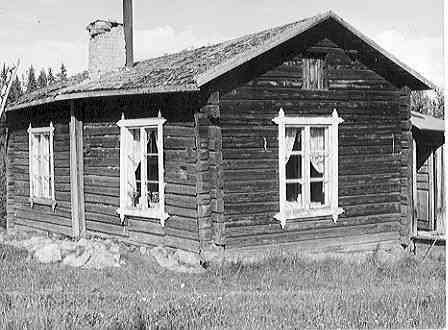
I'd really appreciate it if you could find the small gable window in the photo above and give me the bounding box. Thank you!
[302,57,327,90]
[28,122,56,209]
[116,114,169,226]
[273,109,344,228]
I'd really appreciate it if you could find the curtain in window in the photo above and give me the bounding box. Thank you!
[127,130,141,207]
[146,129,159,206]
[40,134,50,198]
[310,128,324,174]
[285,128,297,162]
[31,134,40,197]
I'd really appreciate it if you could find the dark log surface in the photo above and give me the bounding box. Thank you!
[6,95,201,250]
[220,38,404,249]
[7,105,73,236]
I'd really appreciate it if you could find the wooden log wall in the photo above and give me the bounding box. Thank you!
[6,94,202,252]
[219,38,404,251]
[81,95,200,251]
[194,92,225,251]
[6,104,73,236]
[399,87,413,244]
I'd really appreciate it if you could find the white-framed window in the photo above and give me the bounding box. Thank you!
[28,122,56,209]
[272,108,344,228]
[116,113,169,226]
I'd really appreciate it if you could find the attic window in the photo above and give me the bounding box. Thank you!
[28,123,56,209]
[116,114,169,226]
[302,57,327,90]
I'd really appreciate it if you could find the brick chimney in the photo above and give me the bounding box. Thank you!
[86,0,134,79]
[87,20,126,79]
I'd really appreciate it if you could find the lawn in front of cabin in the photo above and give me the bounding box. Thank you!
[0,243,445,329]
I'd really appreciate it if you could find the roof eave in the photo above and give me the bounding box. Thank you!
[6,84,200,112]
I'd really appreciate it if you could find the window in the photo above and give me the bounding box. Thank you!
[28,122,56,209]
[302,57,327,90]
[272,108,344,227]
[116,114,169,226]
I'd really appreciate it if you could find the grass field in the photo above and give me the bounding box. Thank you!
[0,243,445,329]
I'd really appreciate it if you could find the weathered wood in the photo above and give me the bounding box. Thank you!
[69,102,86,239]
[218,40,404,251]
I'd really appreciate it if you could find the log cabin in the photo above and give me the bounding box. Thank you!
[4,4,440,260]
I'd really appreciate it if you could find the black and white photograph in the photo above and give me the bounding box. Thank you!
[0,0,446,328]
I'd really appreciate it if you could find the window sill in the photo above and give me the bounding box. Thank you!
[29,197,57,211]
[274,207,344,228]
[116,207,170,226]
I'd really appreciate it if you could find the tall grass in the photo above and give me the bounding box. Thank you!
[0,244,445,329]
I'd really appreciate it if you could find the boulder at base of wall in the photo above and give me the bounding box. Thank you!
[83,248,120,269]
[62,249,91,268]
[150,246,206,273]
[34,243,62,264]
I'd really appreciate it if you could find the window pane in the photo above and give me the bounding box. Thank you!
[310,127,326,179]
[310,154,325,178]
[286,127,302,151]
[145,128,159,182]
[40,134,50,198]
[147,156,158,181]
[146,128,158,154]
[310,127,326,152]
[286,155,302,179]
[147,183,159,208]
[310,182,325,207]
[31,134,40,197]
[127,128,141,208]
[286,182,302,205]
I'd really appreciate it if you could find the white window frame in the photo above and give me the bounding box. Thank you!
[28,122,56,210]
[272,108,344,228]
[116,113,169,226]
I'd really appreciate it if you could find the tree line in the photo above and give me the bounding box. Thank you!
[410,89,444,119]
[0,61,444,119]
[0,63,68,104]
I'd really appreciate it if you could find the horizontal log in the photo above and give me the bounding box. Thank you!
[127,217,165,235]
[226,213,399,238]
[86,220,127,237]
[85,211,121,225]
[12,217,72,237]
[225,220,401,248]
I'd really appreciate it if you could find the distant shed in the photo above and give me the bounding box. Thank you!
[411,111,445,240]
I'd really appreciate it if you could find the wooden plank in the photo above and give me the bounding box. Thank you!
[69,102,86,239]
[12,219,72,237]
[412,139,417,236]
[226,221,401,248]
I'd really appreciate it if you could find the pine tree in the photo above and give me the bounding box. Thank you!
[0,64,7,87]
[26,65,38,93]
[37,69,48,88]
[57,63,67,82]
[410,90,444,119]
[47,67,56,85]
[8,76,23,103]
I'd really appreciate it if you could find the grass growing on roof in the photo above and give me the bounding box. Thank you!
[0,243,445,329]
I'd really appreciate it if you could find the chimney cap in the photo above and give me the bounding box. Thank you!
[86,20,123,37]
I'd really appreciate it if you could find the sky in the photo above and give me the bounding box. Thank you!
[0,0,444,87]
